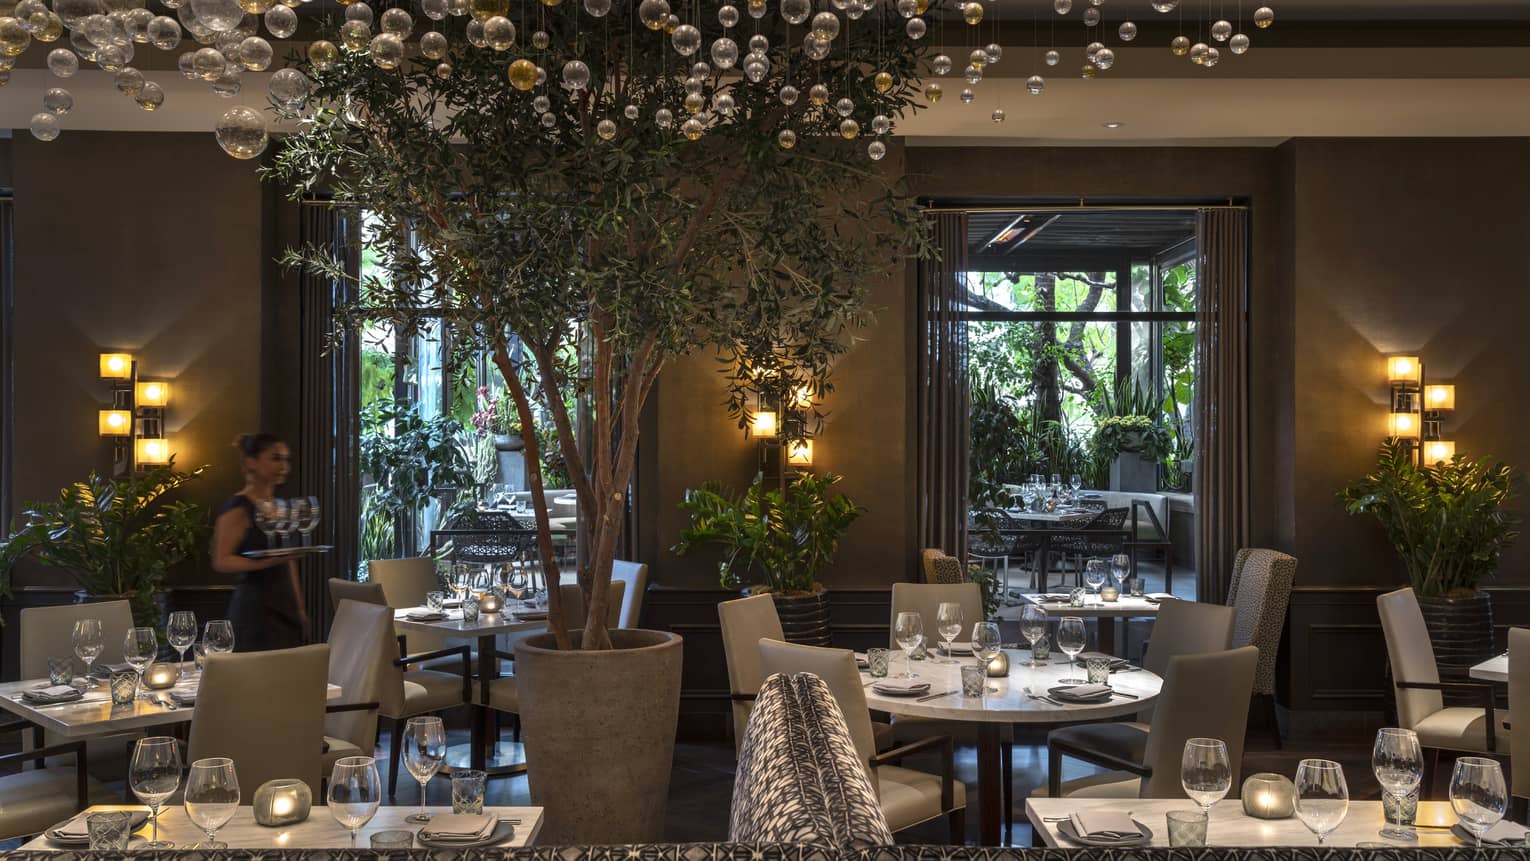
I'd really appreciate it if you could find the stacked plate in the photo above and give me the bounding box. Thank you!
[22,685,84,705]
[405,610,447,622]
[940,641,974,656]
[1058,811,1151,847]
[416,813,514,848]
[1048,684,1113,703]
[46,808,151,847]
[870,679,931,697]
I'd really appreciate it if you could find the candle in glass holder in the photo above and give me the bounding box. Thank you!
[1240,772,1296,819]
[253,778,312,826]
[986,649,1009,677]
[1101,586,1120,602]
[479,590,504,614]
[143,662,180,690]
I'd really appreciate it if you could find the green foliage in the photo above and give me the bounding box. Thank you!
[1090,415,1174,463]
[965,563,1002,620]
[1342,439,1521,597]
[357,487,396,569]
[969,383,1026,509]
[0,462,209,628]
[360,345,394,408]
[358,399,473,520]
[673,472,862,595]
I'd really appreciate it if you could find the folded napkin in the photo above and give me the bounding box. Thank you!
[1052,683,1113,701]
[871,679,931,695]
[854,652,870,668]
[1481,820,1530,844]
[405,610,447,621]
[23,685,83,704]
[513,610,549,620]
[1146,593,1176,601]
[1078,651,1130,668]
[91,663,133,677]
[420,813,498,841]
[168,686,198,706]
[1070,810,1141,840]
[53,809,147,839]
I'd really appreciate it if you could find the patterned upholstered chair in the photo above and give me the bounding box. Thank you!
[729,672,896,849]
[1226,547,1297,747]
[919,549,965,585]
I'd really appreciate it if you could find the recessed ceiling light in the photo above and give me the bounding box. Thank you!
[1102,121,1124,129]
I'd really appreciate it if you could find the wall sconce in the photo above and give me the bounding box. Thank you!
[1425,385,1456,412]
[98,351,172,472]
[1388,412,1420,439]
[1385,354,1458,468]
[99,353,134,380]
[750,410,777,437]
[136,381,170,407]
[98,410,132,436]
[136,437,172,465]
[1387,355,1421,387]
[787,439,814,466]
[1424,440,1456,465]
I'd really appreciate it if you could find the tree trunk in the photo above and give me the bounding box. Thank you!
[1032,273,1061,424]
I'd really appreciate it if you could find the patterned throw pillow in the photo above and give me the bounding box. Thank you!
[729,673,895,849]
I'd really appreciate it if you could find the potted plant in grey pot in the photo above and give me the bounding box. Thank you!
[0,461,208,630]
[674,471,862,646]
[1343,439,1520,699]
[269,0,930,835]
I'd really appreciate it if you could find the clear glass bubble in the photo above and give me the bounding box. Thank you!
[709,36,737,68]
[340,17,369,49]
[55,0,104,30]
[985,42,1001,64]
[433,60,450,76]
[30,111,60,141]
[718,3,738,26]
[931,53,950,75]
[1229,32,1249,54]
[307,38,337,70]
[177,48,196,76]
[215,103,267,158]
[623,103,639,120]
[1189,41,1208,63]
[135,78,162,109]
[211,61,241,95]
[655,107,673,127]
[1082,6,1098,25]
[778,83,797,105]
[268,65,308,108]
[745,0,763,20]
[1045,48,1059,65]
[670,23,699,55]
[894,0,914,17]
[742,51,768,82]
[70,28,100,61]
[808,82,828,104]
[1054,0,1070,11]
[1026,74,1044,94]
[963,64,979,84]
[238,34,269,69]
[867,140,885,161]
[95,41,130,70]
[905,16,925,38]
[122,7,153,41]
[583,0,610,15]
[777,128,795,149]
[747,33,766,52]
[540,111,555,128]
[177,3,211,39]
[344,2,373,24]
[691,60,710,77]
[991,107,1004,123]
[834,95,853,116]
[47,46,79,76]
[532,93,549,111]
[561,58,589,89]
[969,47,986,68]
[369,32,403,68]
[637,0,667,30]
[380,6,412,34]
[483,15,512,49]
[683,75,702,95]
[419,29,446,57]
[189,0,244,31]
[596,117,616,139]
[1150,0,1178,10]
[1118,20,1137,41]
[1202,45,1220,67]
[42,86,73,113]
[421,0,447,18]
[113,65,142,94]
[959,87,973,103]
[529,28,547,47]
[713,92,734,115]
[1094,47,1114,69]
[1253,6,1273,28]
[1170,35,1189,56]
[81,14,115,47]
[870,114,889,134]
[36,11,64,41]
[148,14,181,47]
[809,10,837,41]
[1211,19,1231,41]
[446,0,468,15]
[802,33,828,60]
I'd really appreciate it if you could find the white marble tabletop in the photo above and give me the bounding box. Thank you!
[1471,652,1508,683]
[862,649,1160,724]
[1017,592,1169,619]
[22,805,542,850]
[1027,798,1478,848]
[393,606,548,638]
[0,665,341,738]
[1001,508,1094,524]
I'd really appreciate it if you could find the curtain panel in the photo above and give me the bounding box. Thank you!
[298,200,361,639]
[916,211,970,558]
[1194,208,1251,605]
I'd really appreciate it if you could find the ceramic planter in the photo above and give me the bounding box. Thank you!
[758,586,832,646]
[1416,590,1494,706]
[493,433,525,452]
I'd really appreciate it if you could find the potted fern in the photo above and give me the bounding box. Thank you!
[1342,439,1520,694]
[0,462,209,629]
[674,472,861,645]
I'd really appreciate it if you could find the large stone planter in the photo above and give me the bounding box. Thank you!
[516,628,683,844]
[1417,591,1494,707]
[761,587,831,646]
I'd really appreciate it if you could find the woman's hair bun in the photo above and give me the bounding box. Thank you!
[234,432,283,458]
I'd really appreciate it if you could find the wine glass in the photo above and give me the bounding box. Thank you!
[204,620,235,655]
[1055,616,1087,684]
[1181,738,1232,815]
[1084,559,1107,604]
[1020,604,1046,666]
[894,611,924,679]
[1295,758,1349,845]
[1372,727,1423,841]
[184,757,240,849]
[403,716,447,823]
[123,627,158,700]
[130,737,183,849]
[275,499,297,548]
[1070,473,1083,495]
[167,611,197,668]
[1110,553,1131,591]
[73,619,103,687]
[254,498,280,545]
[934,602,964,664]
[329,755,383,845]
[301,495,321,546]
[971,621,1002,692]
[1450,756,1507,847]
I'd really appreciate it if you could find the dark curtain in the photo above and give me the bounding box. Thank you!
[297,200,360,640]
[917,211,970,558]
[1194,208,1251,605]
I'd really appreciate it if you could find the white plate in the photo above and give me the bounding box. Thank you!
[1057,818,1152,847]
[416,821,516,849]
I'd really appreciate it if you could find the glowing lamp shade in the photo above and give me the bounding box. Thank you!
[98,410,132,436]
[1425,440,1456,465]
[1387,355,1421,385]
[136,437,171,465]
[751,410,777,437]
[787,439,814,466]
[99,353,133,380]
[1388,412,1420,439]
[1426,385,1456,411]
[136,381,170,407]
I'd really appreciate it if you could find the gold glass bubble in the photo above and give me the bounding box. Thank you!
[506,57,536,90]
[340,18,369,50]
[434,60,450,77]
[308,38,338,70]
[1170,35,1189,56]
[873,70,892,93]
[961,2,981,25]
[777,128,795,149]
[467,0,507,21]
[923,82,941,103]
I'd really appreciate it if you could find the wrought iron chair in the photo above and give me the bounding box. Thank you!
[1049,507,1130,587]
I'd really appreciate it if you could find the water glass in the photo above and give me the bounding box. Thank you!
[452,769,487,814]
[370,830,414,849]
[185,757,240,849]
[1383,787,1418,830]
[1020,604,1046,666]
[87,811,134,850]
[1166,810,1208,847]
[461,594,481,623]
[110,670,139,705]
[1130,577,1145,598]
[1450,756,1507,847]
[1294,758,1350,845]
[960,664,985,698]
[427,591,445,611]
[1181,738,1232,812]
[328,755,383,845]
[48,656,73,686]
[867,648,890,678]
[1030,633,1049,665]
[1086,655,1111,685]
[1373,727,1423,841]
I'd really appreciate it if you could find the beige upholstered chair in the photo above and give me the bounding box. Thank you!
[328,577,388,607]
[757,639,966,839]
[1042,598,1238,773]
[367,557,441,606]
[379,625,472,798]
[557,581,627,630]
[611,560,650,628]
[1226,548,1297,746]
[888,582,983,652]
[1044,645,1259,798]
[720,594,785,749]
[322,599,392,772]
[1378,587,1508,791]
[188,644,331,797]
[0,725,97,840]
[1510,628,1530,807]
[19,601,138,777]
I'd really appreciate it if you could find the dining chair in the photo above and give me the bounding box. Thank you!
[611,560,650,629]
[366,556,458,671]
[720,594,787,750]
[1378,587,1508,795]
[1049,507,1129,588]
[188,644,331,797]
[1042,598,1237,772]
[966,509,1014,597]
[1043,645,1259,798]
[1509,627,1530,815]
[328,577,388,607]
[378,626,473,798]
[920,549,965,585]
[888,582,984,652]
[1227,548,1298,747]
[0,719,101,840]
[322,599,394,773]
[757,638,966,840]
[18,600,138,778]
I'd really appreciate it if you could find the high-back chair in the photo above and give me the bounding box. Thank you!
[558,581,627,631]
[719,594,785,748]
[367,557,440,606]
[1045,645,1259,798]
[1227,548,1297,746]
[757,639,966,839]
[888,582,983,652]
[1509,628,1530,808]
[328,577,388,607]
[323,599,393,771]
[19,601,138,776]
[920,549,966,585]
[1378,587,1506,795]
[188,644,330,797]
[611,560,649,628]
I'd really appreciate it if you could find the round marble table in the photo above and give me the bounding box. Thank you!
[862,650,1163,846]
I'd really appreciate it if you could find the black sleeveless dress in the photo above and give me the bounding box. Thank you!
[219,495,306,652]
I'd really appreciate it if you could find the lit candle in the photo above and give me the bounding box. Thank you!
[986,650,1009,678]
[254,779,312,826]
[143,663,179,690]
[479,591,504,613]
[1240,772,1295,819]
[1101,587,1120,603]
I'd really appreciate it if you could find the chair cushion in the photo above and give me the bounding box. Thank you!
[1030,770,1143,799]
[878,764,968,833]
[872,721,895,752]
[1047,721,1149,766]
[399,669,467,716]
[0,768,109,840]
[321,736,364,773]
[482,676,519,714]
[1415,707,1512,754]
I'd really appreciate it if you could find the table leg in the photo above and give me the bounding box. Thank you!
[977,722,1002,846]
[1098,617,1116,657]
[447,633,526,775]
[472,633,494,771]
